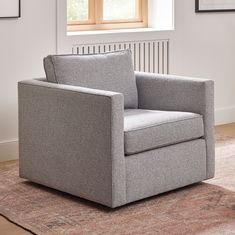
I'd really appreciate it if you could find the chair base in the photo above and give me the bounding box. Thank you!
[20,139,207,208]
[125,139,207,203]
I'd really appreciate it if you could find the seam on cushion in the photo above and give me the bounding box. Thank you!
[50,56,59,83]
[125,137,205,156]
[135,72,211,84]
[49,49,131,58]
[19,83,119,99]
[43,58,50,82]
[111,99,126,207]
[110,99,114,207]
[124,116,203,133]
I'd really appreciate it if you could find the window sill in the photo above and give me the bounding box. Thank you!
[67,27,174,36]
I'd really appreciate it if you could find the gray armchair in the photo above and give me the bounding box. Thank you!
[18,50,214,208]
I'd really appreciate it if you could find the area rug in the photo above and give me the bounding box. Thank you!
[0,135,235,235]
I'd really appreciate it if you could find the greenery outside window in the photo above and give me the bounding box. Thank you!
[67,0,148,31]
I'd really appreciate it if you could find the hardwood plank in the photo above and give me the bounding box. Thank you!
[215,122,235,137]
[0,216,32,235]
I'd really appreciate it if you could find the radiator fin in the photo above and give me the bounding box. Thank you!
[72,40,169,74]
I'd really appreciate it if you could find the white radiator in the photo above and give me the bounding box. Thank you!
[72,39,170,74]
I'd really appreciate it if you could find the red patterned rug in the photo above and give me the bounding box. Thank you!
[0,134,235,235]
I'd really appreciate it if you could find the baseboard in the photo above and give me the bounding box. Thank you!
[0,140,19,162]
[215,106,235,125]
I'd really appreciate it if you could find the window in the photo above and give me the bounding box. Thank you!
[67,0,148,31]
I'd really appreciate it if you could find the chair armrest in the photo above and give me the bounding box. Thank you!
[18,79,126,208]
[135,72,215,179]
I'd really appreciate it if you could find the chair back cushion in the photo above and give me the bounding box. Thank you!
[44,50,138,108]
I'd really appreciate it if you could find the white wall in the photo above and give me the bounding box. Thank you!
[0,0,56,160]
[0,0,235,161]
[173,0,235,125]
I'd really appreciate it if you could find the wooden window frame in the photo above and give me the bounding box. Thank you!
[67,0,148,31]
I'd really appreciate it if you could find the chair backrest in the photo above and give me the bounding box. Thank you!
[44,50,138,109]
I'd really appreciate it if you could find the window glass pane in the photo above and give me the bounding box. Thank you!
[67,0,89,22]
[103,0,138,21]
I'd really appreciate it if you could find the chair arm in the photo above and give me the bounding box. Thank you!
[135,72,215,179]
[18,79,126,208]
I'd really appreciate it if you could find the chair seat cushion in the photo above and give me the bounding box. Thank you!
[124,109,204,155]
[43,50,138,109]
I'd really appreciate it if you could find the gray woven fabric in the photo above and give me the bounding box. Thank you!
[44,50,138,108]
[18,72,214,208]
[124,109,204,155]
[135,72,215,179]
[126,139,207,203]
[44,56,57,83]
[18,79,126,208]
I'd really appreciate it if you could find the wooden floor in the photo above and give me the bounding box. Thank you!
[0,217,32,235]
[215,122,235,136]
[0,123,234,235]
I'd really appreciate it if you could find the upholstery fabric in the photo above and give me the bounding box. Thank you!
[135,72,214,179]
[124,109,204,155]
[18,79,126,208]
[126,139,207,203]
[18,72,214,208]
[44,50,138,108]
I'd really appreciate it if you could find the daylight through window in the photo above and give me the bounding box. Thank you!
[67,0,148,31]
